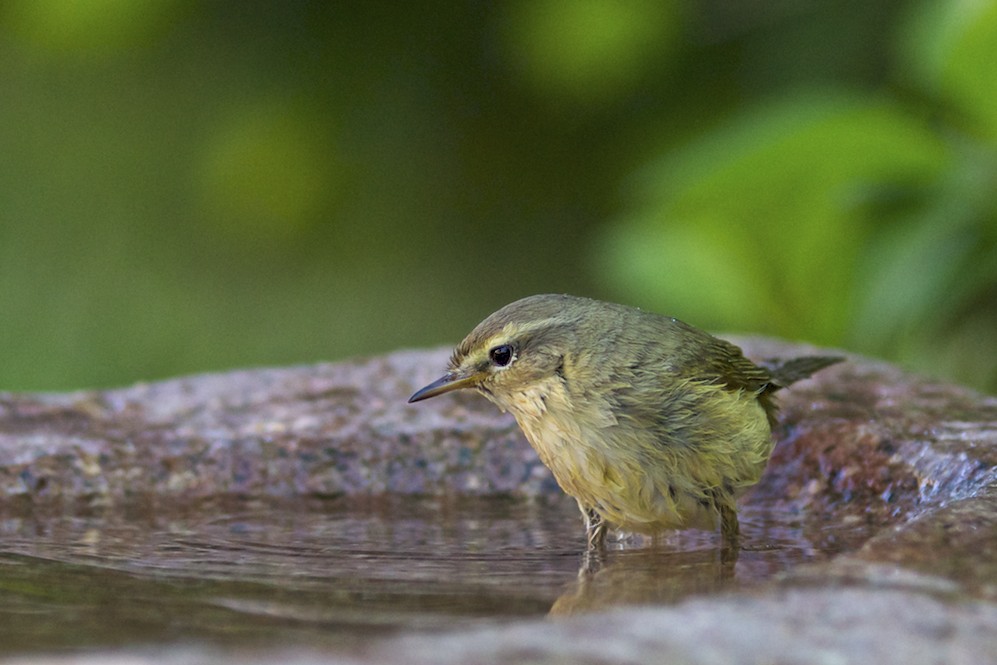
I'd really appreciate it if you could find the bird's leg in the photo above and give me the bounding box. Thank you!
[718,503,740,568]
[586,511,607,551]
[578,505,608,574]
[578,502,607,552]
[706,484,741,566]
[719,503,739,543]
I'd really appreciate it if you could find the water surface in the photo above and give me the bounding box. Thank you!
[0,496,877,655]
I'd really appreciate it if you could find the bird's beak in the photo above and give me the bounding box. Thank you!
[408,370,480,403]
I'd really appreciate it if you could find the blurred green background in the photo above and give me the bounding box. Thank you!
[1,1,995,394]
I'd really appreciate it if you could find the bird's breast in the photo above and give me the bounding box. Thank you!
[496,379,626,509]
[495,377,775,535]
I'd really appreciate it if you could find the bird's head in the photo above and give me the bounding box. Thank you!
[408,295,583,406]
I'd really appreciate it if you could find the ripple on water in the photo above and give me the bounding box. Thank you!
[0,494,881,653]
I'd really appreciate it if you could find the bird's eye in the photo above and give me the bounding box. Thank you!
[489,344,515,367]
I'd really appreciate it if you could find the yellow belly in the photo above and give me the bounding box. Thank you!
[499,379,774,535]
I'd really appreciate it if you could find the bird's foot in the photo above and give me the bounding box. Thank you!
[584,507,607,551]
[719,504,740,569]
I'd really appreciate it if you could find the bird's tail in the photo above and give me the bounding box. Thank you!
[763,355,844,387]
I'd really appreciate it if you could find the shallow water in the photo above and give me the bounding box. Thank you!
[0,496,878,655]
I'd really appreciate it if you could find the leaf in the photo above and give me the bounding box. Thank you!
[599,91,949,342]
[900,0,997,140]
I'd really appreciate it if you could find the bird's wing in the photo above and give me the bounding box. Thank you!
[665,320,774,395]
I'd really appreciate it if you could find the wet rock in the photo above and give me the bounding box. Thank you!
[0,350,551,504]
[372,586,997,665]
[9,587,995,665]
[1,343,992,537]
[0,340,995,664]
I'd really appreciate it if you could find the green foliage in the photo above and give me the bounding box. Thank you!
[902,0,997,139]
[500,0,682,107]
[196,102,340,243]
[598,2,997,390]
[2,0,179,56]
[0,2,994,393]
[599,93,949,342]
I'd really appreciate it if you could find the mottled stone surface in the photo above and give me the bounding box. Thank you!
[1,340,995,664]
[0,350,550,505]
[2,343,992,514]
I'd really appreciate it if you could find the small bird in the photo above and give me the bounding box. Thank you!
[409,294,842,551]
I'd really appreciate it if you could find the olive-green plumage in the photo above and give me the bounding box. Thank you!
[409,294,842,549]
